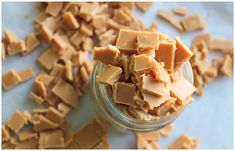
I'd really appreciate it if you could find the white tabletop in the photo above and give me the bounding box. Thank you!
[2,2,233,149]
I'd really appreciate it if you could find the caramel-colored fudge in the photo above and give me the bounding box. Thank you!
[174,37,193,71]
[6,110,27,133]
[94,45,120,65]
[137,31,159,51]
[52,79,78,108]
[97,65,122,85]
[168,135,200,149]
[170,76,196,104]
[113,82,136,106]
[116,29,139,52]
[172,6,188,16]
[155,41,176,72]
[181,15,206,32]
[2,70,21,90]
[63,12,79,29]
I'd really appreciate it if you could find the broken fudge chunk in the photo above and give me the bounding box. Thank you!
[116,29,139,52]
[52,79,78,108]
[132,54,151,73]
[174,37,193,71]
[141,75,166,96]
[63,11,80,29]
[39,129,64,149]
[168,134,200,149]
[170,76,196,104]
[94,45,120,65]
[97,65,122,85]
[155,40,176,72]
[113,82,136,106]
[2,70,21,90]
[137,31,159,51]
[6,110,27,133]
[181,15,206,32]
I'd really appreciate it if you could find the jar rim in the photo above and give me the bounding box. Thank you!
[91,61,193,131]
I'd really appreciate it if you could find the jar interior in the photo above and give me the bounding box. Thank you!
[92,61,193,131]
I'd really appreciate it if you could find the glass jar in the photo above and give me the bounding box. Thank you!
[91,61,193,132]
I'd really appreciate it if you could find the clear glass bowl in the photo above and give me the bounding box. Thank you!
[91,61,193,132]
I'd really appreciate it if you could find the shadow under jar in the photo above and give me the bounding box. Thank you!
[91,61,193,132]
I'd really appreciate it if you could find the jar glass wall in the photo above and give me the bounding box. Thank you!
[91,61,193,132]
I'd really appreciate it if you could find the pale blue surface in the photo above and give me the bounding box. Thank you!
[2,2,233,149]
